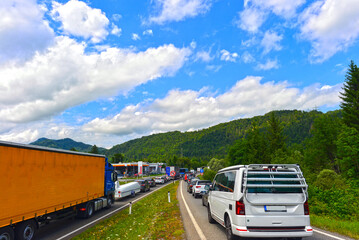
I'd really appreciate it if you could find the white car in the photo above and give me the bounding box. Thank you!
[207,164,313,240]
[155,177,165,184]
[192,180,212,198]
[115,181,141,200]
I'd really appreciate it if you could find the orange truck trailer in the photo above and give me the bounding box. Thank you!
[0,141,117,240]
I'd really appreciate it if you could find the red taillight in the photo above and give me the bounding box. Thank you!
[196,186,201,188]
[142,184,145,186]
[79,208,86,212]
[118,191,121,194]
[236,201,245,215]
[304,201,310,215]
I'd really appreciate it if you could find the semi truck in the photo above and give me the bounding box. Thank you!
[0,140,117,240]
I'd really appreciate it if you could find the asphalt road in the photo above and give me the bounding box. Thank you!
[35,180,174,240]
[177,180,354,240]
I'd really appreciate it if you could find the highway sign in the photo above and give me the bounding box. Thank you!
[170,170,175,176]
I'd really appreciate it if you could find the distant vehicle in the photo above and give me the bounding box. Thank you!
[179,168,189,177]
[144,177,156,187]
[155,177,165,184]
[0,141,117,240]
[135,179,150,192]
[207,164,313,240]
[115,181,141,200]
[192,180,212,198]
[187,178,200,193]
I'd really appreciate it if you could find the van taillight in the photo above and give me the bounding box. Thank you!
[304,201,310,215]
[236,201,245,215]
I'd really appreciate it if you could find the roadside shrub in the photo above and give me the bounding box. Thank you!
[314,169,345,190]
[201,169,216,181]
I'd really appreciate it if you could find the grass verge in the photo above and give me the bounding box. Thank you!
[311,214,359,239]
[73,182,185,240]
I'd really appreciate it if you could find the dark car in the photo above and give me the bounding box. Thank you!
[135,179,150,192]
[187,178,199,193]
[144,177,156,187]
[202,185,210,207]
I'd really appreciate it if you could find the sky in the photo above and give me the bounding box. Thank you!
[1,0,359,148]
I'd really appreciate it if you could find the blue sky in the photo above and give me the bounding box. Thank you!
[1,0,359,148]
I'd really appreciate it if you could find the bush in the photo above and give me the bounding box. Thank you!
[200,169,216,181]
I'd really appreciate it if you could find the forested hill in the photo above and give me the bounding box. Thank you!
[30,137,107,154]
[108,110,338,161]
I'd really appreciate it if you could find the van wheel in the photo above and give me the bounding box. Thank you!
[15,220,37,240]
[207,205,215,223]
[0,226,14,240]
[86,202,94,218]
[225,216,237,240]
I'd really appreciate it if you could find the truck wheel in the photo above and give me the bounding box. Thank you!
[86,202,94,218]
[0,226,14,240]
[15,220,37,240]
[106,196,113,209]
[207,205,215,224]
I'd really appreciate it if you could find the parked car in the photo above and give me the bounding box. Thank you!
[207,164,313,240]
[155,177,165,184]
[134,179,150,192]
[187,178,199,193]
[192,180,212,198]
[115,181,141,200]
[202,185,210,207]
[144,177,156,187]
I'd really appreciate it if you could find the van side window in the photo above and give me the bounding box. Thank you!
[213,171,236,192]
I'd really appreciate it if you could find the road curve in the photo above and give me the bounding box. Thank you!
[177,180,355,240]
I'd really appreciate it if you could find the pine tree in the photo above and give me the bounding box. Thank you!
[89,145,99,154]
[267,112,286,155]
[340,60,359,131]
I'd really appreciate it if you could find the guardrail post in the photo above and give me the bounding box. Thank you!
[129,202,132,215]
[168,191,171,203]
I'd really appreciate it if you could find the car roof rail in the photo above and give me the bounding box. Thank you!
[243,164,308,205]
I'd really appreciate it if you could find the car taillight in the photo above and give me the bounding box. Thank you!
[196,186,201,188]
[236,200,245,215]
[304,201,310,215]
[118,191,121,194]
[141,184,145,186]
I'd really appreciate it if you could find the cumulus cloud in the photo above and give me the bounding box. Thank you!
[220,50,239,62]
[299,0,359,63]
[132,33,140,41]
[261,31,283,54]
[148,0,211,24]
[51,0,109,43]
[236,0,304,33]
[195,50,213,62]
[257,59,279,70]
[111,24,122,36]
[0,0,54,63]
[143,29,153,36]
[0,36,191,123]
[83,76,342,136]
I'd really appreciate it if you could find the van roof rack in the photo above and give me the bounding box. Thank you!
[243,164,308,205]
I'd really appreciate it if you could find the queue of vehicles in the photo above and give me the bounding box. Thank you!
[186,164,313,240]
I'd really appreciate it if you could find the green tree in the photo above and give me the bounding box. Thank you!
[89,145,99,154]
[112,153,125,163]
[340,60,359,131]
[70,147,78,151]
[207,158,226,172]
[246,122,270,164]
[267,112,286,155]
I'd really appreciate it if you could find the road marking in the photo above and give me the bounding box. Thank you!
[56,183,171,240]
[314,228,346,240]
[180,181,207,240]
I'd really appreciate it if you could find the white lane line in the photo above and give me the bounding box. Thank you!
[180,181,207,240]
[314,228,346,240]
[56,183,171,240]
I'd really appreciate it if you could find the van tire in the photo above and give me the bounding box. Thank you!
[15,220,37,240]
[207,205,215,224]
[0,226,14,240]
[225,216,237,240]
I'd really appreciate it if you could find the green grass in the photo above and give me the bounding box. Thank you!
[311,214,359,239]
[73,182,185,240]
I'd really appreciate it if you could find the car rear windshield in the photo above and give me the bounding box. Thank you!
[246,170,303,194]
[197,181,211,185]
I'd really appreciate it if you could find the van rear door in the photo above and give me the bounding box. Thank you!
[242,165,310,230]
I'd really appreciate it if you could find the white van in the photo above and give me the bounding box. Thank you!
[207,164,313,240]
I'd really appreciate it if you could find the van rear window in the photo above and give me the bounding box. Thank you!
[246,171,303,194]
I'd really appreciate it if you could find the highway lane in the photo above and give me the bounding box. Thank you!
[35,180,175,240]
[178,180,354,240]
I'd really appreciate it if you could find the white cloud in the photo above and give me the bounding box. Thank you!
[261,30,283,54]
[257,59,279,70]
[112,13,122,21]
[132,33,140,41]
[299,0,359,63]
[206,65,222,72]
[148,0,211,24]
[51,0,109,43]
[143,29,153,36]
[0,36,191,123]
[195,50,213,62]
[83,76,342,136]
[242,51,255,63]
[220,50,239,62]
[236,0,304,33]
[0,0,54,63]
[111,24,122,36]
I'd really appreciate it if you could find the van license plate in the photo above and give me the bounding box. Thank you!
[264,206,286,212]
